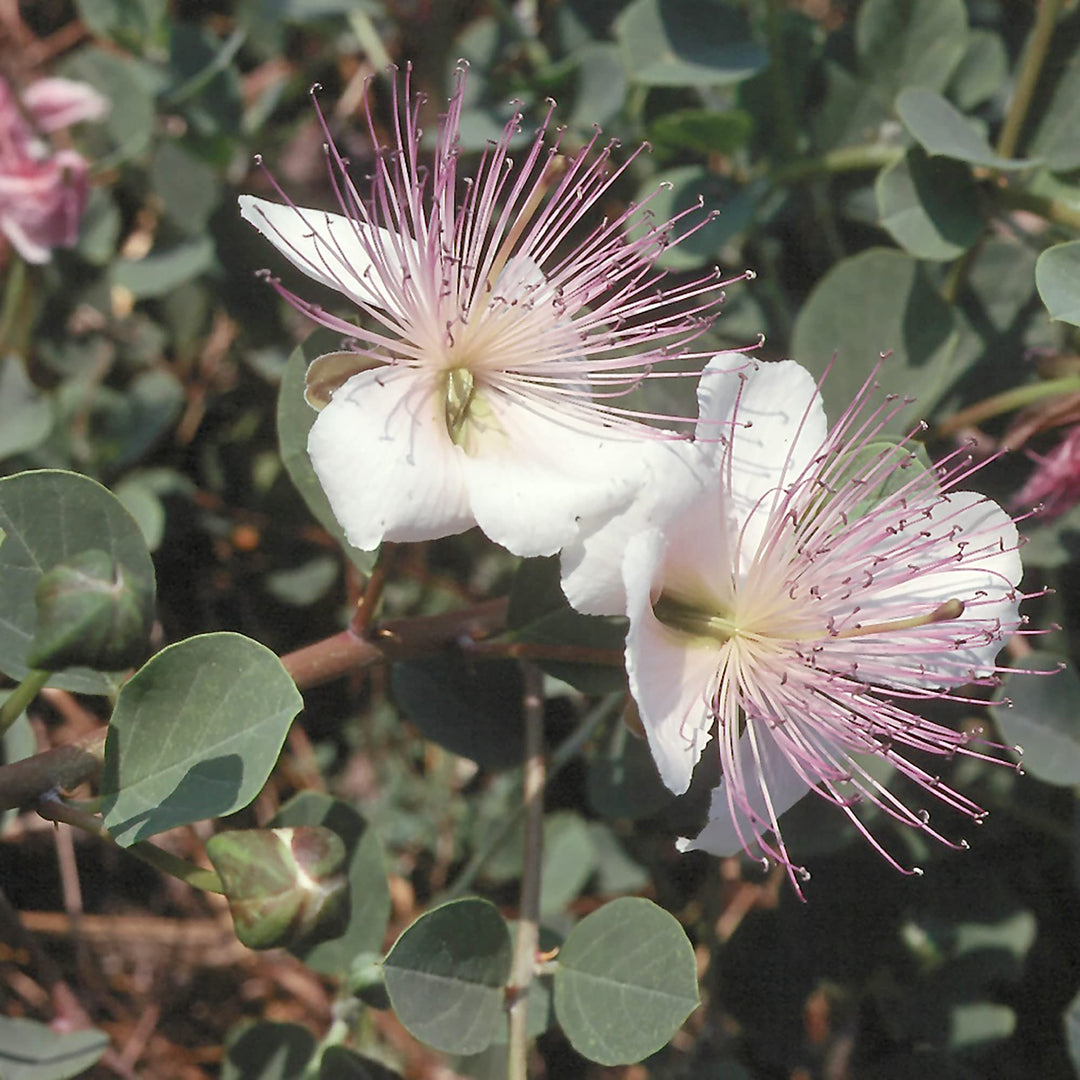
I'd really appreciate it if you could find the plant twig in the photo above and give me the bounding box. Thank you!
[442,694,620,902]
[764,0,798,162]
[0,727,106,811]
[770,143,902,185]
[935,374,1080,437]
[996,0,1062,160]
[507,662,545,1080]
[995,184,1080,233]
[36,794,224,893]
[0,669,49,736]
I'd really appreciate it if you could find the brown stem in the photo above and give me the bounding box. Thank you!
[349,544,395,636]
[0,599,511,811]
[996,0,1062,160]
[0,728,106,812]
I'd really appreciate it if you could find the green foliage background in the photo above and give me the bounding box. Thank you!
[2,0,1080,1077]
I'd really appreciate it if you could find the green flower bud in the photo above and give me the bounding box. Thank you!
[207,826,350,951]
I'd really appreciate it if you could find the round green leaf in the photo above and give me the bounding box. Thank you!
[391,655,526,768]
[876,149,983,261]
[896,87,1036,171]
[76,0,164,50]
[222,1021,315,1080]
[0,1017,109,1080]
[540,811,596,917]
[991,651,1080,787]
[58,47,159,164]
[1030,50,1080,173]
[383,898,512,1055]
[632,165,752,271]
[101,631,303,844]
[648,108,753,156]
[0,356,51,463]
[0,470,156,694]
[554,897,699,1065]
[272,791,392,974]
[855,0,968,98]
[947,29,1008,111]
[28,549,154,671]
[615,0,766,88]
[587,718,673,821]
[568,42,627,130]
[111,237,216,299]
[790,249,961,430]
[1035,242,1080,327]
[277,333,377,574]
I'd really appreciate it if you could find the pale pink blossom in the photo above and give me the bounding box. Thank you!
[0,76,107,264]
[569,357,1025,892]
[1012,423,1080,520]
[240,65,744,556]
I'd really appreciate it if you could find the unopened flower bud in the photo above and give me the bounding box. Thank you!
[207,826,350,951]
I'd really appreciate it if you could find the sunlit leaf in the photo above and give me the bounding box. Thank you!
[896,87,1036,171]
[207,826,350,950]
[382,898,513,1055]
[101,632,303,844]
[0,1017,108,1080]
[1035,241,1080,327]
[791,249,961,430]
[615,0,766,87]
[876,148,983,261]
[553,897,699,1066]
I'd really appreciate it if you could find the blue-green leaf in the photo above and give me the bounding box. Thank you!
[0,470,156,694]
[615,0,766,87]
[896,87,1037,171]
[1035,241,1080,327]
[991,651,1080,787]
[553,897,699,1066]
[101,632,303,844]
[0,1017,108,1080]
[382,898,513,1055]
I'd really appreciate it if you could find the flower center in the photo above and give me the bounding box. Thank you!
[652,591,966,646]
[441,366,504,454]
[444,367,477,444]
[652,592,740,644]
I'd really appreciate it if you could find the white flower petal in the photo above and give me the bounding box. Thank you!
[239,195,410,310]
[307,367,473,548]
[560,439,712,615]
[697,359,826,562]
[825,491,1022,688]
[462,390,650,558]
[623,531,717,794]
[676,728,812,856]
[560,352,751,616]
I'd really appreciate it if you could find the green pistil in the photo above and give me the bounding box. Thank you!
[652,592,736,643]
[444,367,477,445]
